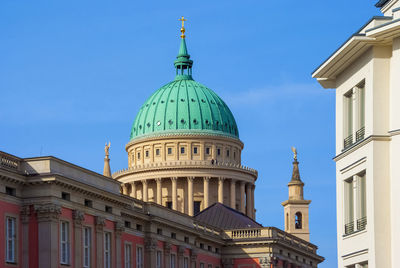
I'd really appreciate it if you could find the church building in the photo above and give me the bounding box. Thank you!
[0,20,324,268]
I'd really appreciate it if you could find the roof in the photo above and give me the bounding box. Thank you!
[376,0,390,7]
[194,203,262,229]
[130,38,239,141]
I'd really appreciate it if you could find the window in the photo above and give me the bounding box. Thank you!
[217,148,221,156]
[180,147,185,154]
[168,148,172,155]
[170,254,176,268]
[61,192,70,201]
[200,243,204,249]
[233,152,236,159]
[125,221,131,228]
[184,257,189,268]
[184,236,189,243]
[136,246,143,268]
[138,152,141,159]
[208,245,212,251]
[105,205,113,213]
[215,248,219,254]
[136,224,142,231]
[208,265,212,268]
[205,147,210,155]
[84,199,93,207]
[193,147,198,154]
[344,171,367,235]
[171,232,176,239]
[83,227,91,268]
[194,201,201,215]
[5,216,16,263]
[226,150,230,157]
[166,201,172,209]
[60,221,70,264]
[145,150,149,158]
[125,243,132,268]
[5,186,16,196]
[157,228,163,235]
[200,263,205,268]
[104,232,111,268]
[295,212,302,229]
[156,148,160,156]
[156,251,162,268]
[343,82,365,149]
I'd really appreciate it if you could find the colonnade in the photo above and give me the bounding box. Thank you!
[122,177,255,219]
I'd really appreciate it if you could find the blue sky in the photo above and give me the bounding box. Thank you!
[0,1,381,267]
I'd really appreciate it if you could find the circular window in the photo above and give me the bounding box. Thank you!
[139,125,142,129]
[181,119,185,124]
[181,98,185,102]
[170,99,174,103]
[157,121,161,126]
[168,120,173,125]
[191,98,195,102]
[153,102,156,105]
[146,123,150,127]
[201,99,205,103]
[161,100,165,104]
[205,120,209,125]
[193,119,198,124]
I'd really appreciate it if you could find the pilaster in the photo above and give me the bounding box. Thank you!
[187,177,194,216]
[20,205,31,268]
[115,221,125,268]
[95,216,106,268]
[73,210,85,268]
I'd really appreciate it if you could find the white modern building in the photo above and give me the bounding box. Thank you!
[312,0,400,267]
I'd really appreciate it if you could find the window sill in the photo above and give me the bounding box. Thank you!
[342,228,367,239]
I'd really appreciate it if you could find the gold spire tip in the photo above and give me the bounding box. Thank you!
[178,16,187,38]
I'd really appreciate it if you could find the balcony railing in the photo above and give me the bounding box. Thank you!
[357,216,367,231]
[344,221,354,235]
[0,152,21,172]
[356,127,365,142]
[344,134,353,149]
[344,216,367,235]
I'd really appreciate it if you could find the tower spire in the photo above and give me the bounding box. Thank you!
[174,17,193,80]
[282,147,311,241]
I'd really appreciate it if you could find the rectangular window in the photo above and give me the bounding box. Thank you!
[226,150,230,157]
[170,254,176,268]
[124,243,132,268]
[61,192,70,201]
[60,221,70,264]
[5,187,16,196]
[125,221,131,228]
[104,232,111,268]
[138,152,141,159]
[156,251,162,268]
[168,148,172,155]
[208,265,212,268]
[166,201,172,209]
[184,257,189,268]
[145,150,149,158]
[5,216,16,263]
[344,171,367,235]
[84,199,93,207]
[180,147,185,154]
[83,227,91,268]
[156,148,160,156]
[136,246,143,268]
[200,263,205,268]
[217,148,221,156]
[193,147,198,154]
[205,147,210,155]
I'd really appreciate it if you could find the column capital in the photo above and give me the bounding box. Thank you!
[204,176,211,182]
[72,210,85,226]
[218,176,225,182]
[144,237,158,252]
[95,215,106,232]
[190,249,198,261]
[171,177,178,182]
[240,180,246,186]
[178,245,186,257]
[20,205,31,224]
[115,221,125,236]
[156,177,162,183]
[142,179,148,185]
[230,178,236,183]
[35,203,61,222]
[187,176,194,182]
[164,241,172,254]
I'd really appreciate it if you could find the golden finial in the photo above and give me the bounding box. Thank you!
[178,16,187,39]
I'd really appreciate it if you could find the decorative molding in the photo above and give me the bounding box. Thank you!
[20,205,31,224]
[115,221,125,236]
[72,210,85,226]
[35,203,61,222]
[164,241,171,254]
[144,237,158,251]
[95,216,106,231]
[178,245,185,257]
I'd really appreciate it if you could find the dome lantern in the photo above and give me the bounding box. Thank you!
[174,17,193,80]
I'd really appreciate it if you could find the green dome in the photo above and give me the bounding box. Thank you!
[130,38,239,141]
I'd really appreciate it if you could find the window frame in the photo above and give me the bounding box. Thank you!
[170,253,177,268]
[104,231,112,268]
[124,242,132,268]
[83,226,92,268]
[156,250,162,268]
[60,220,71,265]
[136,245,144,268]
[5,215,17,264]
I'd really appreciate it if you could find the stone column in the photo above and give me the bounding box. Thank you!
[95,216,106,268]
[190,249,198,268]
[73,210,85,268]
[164,242,171,268]
[239,182,245,214]
[218,177,225,203]
[144,237,157,268]
[204,177,210,209]
[35,204,61,268]
[178,246,185,268]
[115,221,125,268]
[156,178,162,205]
[251,184,255,219]
[171,177,177,210]
[246,183,252,217]
[123,184,128,195]
[20,205,30,268]
[222,258,234,268]
[130,182,136,198]
[141,145,145,165]
[230,179,236,209]
[188,177,194,216]
[142,180,148,202]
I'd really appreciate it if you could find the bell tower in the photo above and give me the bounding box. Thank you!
[281,147,311,241]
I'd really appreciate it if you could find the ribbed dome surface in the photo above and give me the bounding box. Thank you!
[130,78,239,140]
